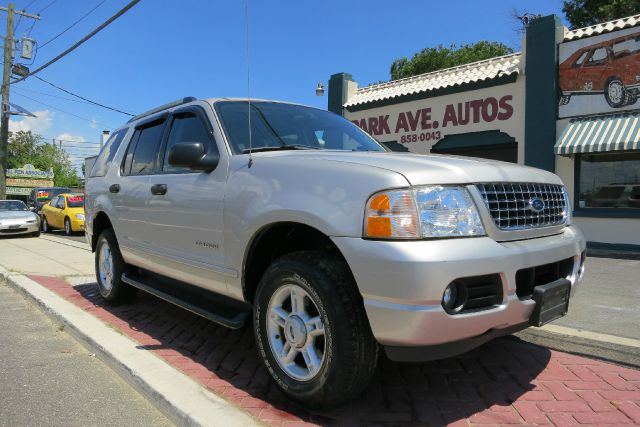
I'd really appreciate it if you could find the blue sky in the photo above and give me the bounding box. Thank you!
[7,0,569,173]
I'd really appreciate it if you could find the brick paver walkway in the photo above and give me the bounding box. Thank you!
[30,275,640,426]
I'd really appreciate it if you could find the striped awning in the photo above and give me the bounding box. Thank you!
[554,113,640,155]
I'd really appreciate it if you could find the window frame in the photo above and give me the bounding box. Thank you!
[120,113,169,176]
[573,151,640,219]
[156,105,217,175]
[90,128,128,177]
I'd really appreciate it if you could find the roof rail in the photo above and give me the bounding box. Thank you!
[127,97,197,123]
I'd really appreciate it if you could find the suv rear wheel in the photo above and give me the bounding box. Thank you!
[95,228,137,304]
[254,251,378,408]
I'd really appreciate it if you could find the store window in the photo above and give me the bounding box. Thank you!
[577,152,640,211]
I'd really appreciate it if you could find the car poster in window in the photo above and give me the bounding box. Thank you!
[559,26,640,118]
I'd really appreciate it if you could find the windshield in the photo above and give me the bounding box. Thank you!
[36,188,71,202]
[215,101,386,154]
[67,195,84,208]
[0,200,28,211]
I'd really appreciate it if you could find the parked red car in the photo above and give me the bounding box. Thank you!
[559,31,640,108]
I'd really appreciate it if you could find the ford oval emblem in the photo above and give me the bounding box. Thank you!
[529,198,545,213]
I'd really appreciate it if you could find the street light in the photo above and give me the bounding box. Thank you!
[315,82,325,96]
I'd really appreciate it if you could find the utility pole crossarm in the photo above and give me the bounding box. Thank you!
[0,6,40,19]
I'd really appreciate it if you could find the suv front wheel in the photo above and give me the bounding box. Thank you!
[95,228,137,304]
[254,251,378,408]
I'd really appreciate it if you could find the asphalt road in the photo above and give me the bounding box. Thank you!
[554,255,640,340]
[0,282,173,427]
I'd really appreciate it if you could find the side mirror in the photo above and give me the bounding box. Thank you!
[168,142,219,172]
[29,206,35,211]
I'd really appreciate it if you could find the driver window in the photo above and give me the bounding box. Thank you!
[163,112,216,173]
[56,197,65,209]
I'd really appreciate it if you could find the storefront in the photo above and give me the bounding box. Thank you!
[6,164,55,201]
[329,53,525,163]
[554,18,640,248]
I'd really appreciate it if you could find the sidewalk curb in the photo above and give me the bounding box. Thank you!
[0,267,262,427]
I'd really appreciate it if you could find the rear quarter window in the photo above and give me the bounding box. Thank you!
[90,129,128,177]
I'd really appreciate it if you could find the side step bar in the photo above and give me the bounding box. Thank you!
[121,272,248,329]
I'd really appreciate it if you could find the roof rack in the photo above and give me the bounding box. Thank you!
[127,97,197,123]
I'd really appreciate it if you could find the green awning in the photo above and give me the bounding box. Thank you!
[555,112,640,155]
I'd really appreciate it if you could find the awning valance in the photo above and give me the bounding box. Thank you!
[554,112,640,155]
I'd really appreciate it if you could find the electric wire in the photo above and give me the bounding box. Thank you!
[36,0,57,14]
[38,0,106,50]
[33,75,134,115]
[11,0,141,84]
[13,86,95,104]
[13,92,115,128]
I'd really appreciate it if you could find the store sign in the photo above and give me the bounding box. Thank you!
[6,178,54,188]
[7,164,54,179]
[559,26,640,118]
[6,187,32,196]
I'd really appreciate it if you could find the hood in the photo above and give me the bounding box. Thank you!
[250,151,563,186]
[0,211,38,221]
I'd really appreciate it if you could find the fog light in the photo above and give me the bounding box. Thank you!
[442,281,468,314]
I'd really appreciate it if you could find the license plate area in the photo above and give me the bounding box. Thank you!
[8,224,20,229]
[529,278,571,327]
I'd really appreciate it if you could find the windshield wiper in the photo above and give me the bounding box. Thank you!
[242,144,319,154]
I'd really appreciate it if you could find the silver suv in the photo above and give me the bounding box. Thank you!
[85,97,586,407]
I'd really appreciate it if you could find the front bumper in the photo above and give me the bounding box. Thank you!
[0,221,40,236]
[332,226,586,361]
[71,219,85,232]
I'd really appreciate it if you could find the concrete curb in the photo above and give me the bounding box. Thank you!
[0,266,262,427]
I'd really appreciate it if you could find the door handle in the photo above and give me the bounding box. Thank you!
[150,184,167,195]
[109,184,120,193]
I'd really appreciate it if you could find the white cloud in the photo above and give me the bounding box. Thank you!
[9,110,54,134]
[89,119,98,129]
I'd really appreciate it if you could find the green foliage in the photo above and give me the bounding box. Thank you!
[390,41,515,81]
[8,130,79,187]
[562,0,640,29]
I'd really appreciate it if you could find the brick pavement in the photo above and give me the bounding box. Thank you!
[29,275,640,426]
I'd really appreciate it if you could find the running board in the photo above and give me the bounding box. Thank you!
[121,271,249,329]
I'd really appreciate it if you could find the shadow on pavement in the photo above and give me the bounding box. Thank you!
[72,282,551,425]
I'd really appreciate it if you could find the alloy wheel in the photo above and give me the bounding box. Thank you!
[266,284,327,381]
[98,241,114,294]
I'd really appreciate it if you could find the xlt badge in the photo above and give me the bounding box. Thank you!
[195,241,219,249]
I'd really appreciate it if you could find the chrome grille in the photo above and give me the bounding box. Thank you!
[476,183,566,231]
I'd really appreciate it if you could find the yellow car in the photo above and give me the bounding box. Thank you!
[41,193,85,235]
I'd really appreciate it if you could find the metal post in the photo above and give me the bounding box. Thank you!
[0,2,14,199]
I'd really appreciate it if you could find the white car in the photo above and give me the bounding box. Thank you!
[0,200,41,237]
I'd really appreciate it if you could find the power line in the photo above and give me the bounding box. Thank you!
[38,0,106,50]
[13,91,115,128]
[36,0,57,14]
[11,0,141,84]
[13,86,95,104]
[33,75,134,115]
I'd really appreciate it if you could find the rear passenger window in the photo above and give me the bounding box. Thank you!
[126,120,165,176]
[90,129,127,177]
[163,113,214,173]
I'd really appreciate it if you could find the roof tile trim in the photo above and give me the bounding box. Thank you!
[344,52,522,108]
[563,13,640,41]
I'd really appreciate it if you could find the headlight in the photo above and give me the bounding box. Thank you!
[76,213,85,220]
[562,187,572,226]
[364,186,485,239]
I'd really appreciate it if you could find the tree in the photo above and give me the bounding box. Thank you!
[8,130,79,187]
[390,41,515,80]
[563,0,640,29]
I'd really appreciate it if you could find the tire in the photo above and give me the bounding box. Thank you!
[31,231,40,238]
[604,77,628,108]
[95,228,137,304]
[254,251,378,408]
[42,216,51,233]
[64,218,72,236]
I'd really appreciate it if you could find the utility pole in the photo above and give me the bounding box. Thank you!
[0,3,39,199]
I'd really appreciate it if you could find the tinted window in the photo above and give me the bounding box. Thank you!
[578,152,640,209]
[215,101,385,154]
[129,121,165,175]
[90,129,127,177]
[586,47,607,65]
[163,113,214,172]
